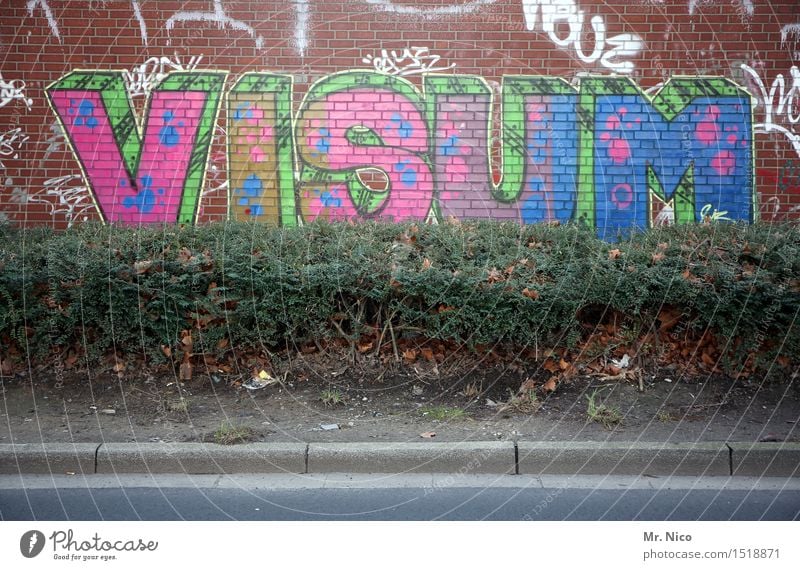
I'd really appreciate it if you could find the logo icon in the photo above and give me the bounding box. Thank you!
[20,530,45,558]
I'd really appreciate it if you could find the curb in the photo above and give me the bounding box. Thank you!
[1,442,799,477]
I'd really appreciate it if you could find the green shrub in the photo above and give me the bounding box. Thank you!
[0,220,797,376]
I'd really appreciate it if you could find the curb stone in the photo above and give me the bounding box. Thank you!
[729,442,800,477]
[95,443,307,474]
[0,443,98,475]
[307,441,516,474]
[2,442,799,476]
[516,442,732,476]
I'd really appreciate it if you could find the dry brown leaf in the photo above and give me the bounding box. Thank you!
[701,352,715,366]
[134,260,153,274]
[542,377,557,392]
[179,361,193,381]
[216,338,229,350]
[543,359,559,373]
[522,287,539,300]
[419,431,436,439]
[559,358,570,371]
[402,349,417,363]
[420,347,435,362]
[608,249,621,260]
[357,340,374,353]
[422,258,432,270]
[651,252,665,264]
[487,267,504,283]
[0,358,13,375]
[161,345,172,358]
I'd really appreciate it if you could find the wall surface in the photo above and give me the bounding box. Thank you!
[0,0,798,235]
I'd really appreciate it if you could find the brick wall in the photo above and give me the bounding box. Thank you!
[0,0,798,234]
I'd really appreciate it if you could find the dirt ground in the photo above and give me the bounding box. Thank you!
[1,353,798,446]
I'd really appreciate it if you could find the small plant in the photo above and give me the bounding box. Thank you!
[586,390,623,429]
[499,388,540,414]
[319,388,345,407]
[656,410,676,422]
[462,381,481,398]
[167,398,189,414]
[421,405,467,421]
[213,422,254,445]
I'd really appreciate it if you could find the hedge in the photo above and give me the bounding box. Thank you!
[1,220,798,376]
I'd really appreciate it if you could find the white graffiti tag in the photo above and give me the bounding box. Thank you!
[0,74,33,110]
[0,128,29,169]
[27,0,148,45]
[741,64,800,157]
[521,0,642,74]
[166,1,263,48]
[362,47,456,77]
[31,175,96,228]
[123,54,204,99]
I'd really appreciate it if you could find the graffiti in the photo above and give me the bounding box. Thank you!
[166,1,264,49]
[294,0,310,57]
[46,71,227,224]
[48,70,753,238]
[25,0,59,41]
[0,128,29,169]
[741,64,800,157]
[782,24,800,48]
[27,0,148,45]
[362,47,456,77]
[37,175,96,228]
[521,0,642,74]
[688,1,753,18]
[123,54,205,99]
[0,74,33,110]
[363,0,497,17]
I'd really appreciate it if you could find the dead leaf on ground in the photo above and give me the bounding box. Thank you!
[403,349,417,363]
[542,377,557,392]
[419,431,436,439]
[608,249,622,260]
[179,361,193,381]
[522,287,539,300]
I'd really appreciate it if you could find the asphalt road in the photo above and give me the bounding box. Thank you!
[1,474,799,520]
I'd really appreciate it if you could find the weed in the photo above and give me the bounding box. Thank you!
[319,388,345,407]
[656,410,676,422]
[586,390,623,429]
[213,422,254,445]
[421,405,467,421]
[167,398,189,414]
[500,389,540,414]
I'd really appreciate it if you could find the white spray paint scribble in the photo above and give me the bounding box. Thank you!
[700,204,731,222]
[781,24,800,48]
[32,175,96,227]
[741,64,800,157]
[522,0,642,74]
[688,0,753,18]
[0,128,29,169]
[26,0,60,41]
[363,0,497,17]
[0,74,33,110]
[28,0,149,45]
[293,0,310,57]
[362,47,456,76]
[166,1,264,48]
[123,54,204,99]
[40,120,66,166]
